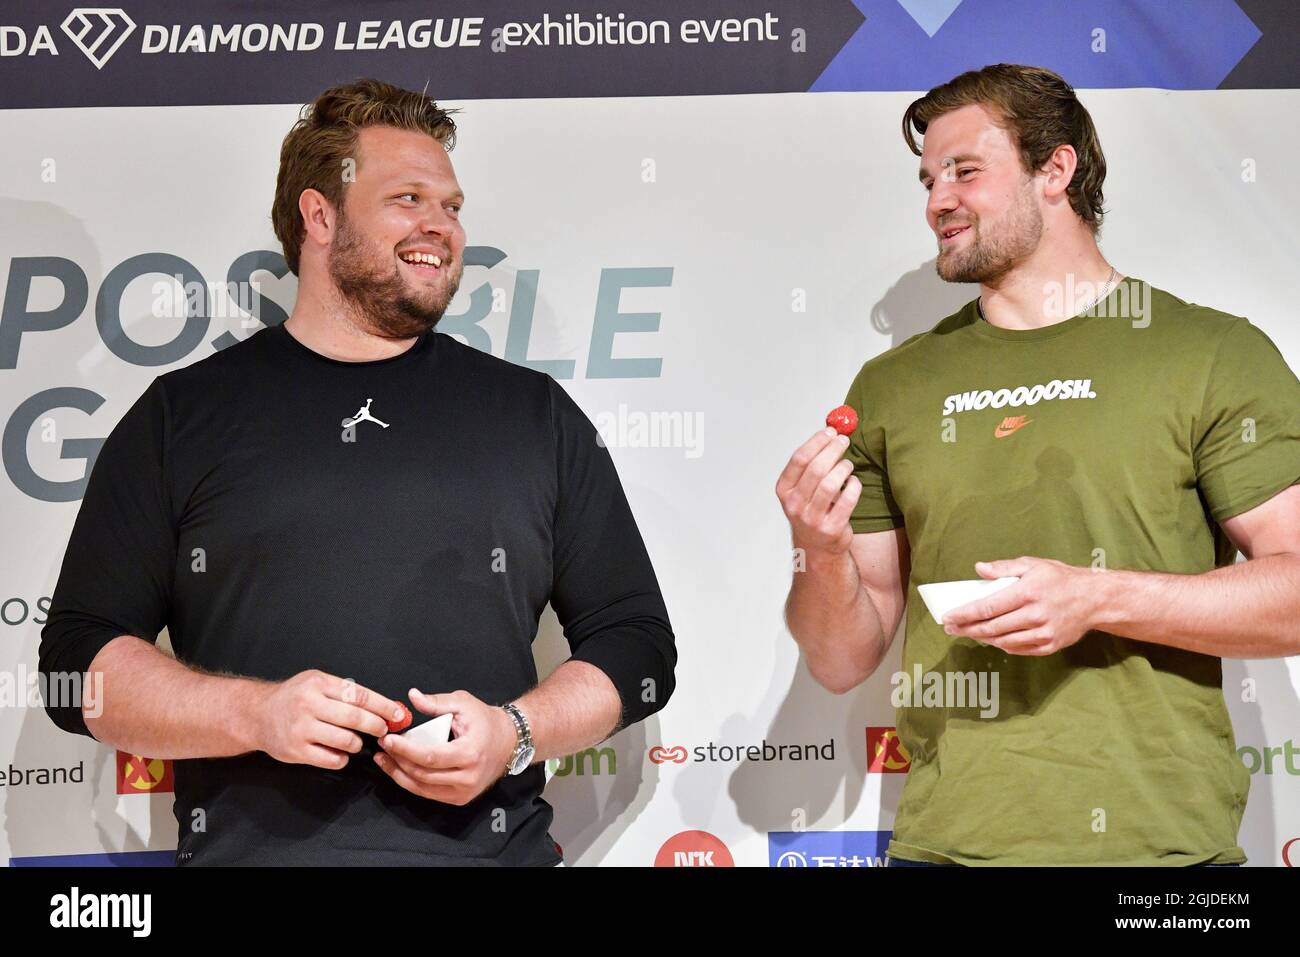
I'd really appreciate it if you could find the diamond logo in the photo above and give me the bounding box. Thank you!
[61,8,136,70]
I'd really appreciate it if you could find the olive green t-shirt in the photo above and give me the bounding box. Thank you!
[844,277,1300,866]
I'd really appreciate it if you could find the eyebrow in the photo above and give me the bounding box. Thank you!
[918,154,982,183]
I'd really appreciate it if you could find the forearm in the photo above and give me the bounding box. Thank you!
[511,659,622,764]
[1092,553,1300,657]
[785,547,886,691]
[84,634,267,759]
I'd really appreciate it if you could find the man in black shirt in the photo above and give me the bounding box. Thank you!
[38,78,677,865]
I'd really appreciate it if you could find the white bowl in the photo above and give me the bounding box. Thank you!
[401,712,453,745]
[916,577,1020,626]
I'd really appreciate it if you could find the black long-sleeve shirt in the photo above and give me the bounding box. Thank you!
[38,322,676,865]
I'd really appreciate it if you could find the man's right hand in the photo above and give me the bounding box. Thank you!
[250,670,406,770]
[776,427,862,556]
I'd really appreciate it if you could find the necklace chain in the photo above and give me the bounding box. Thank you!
[1080,266,1117,314]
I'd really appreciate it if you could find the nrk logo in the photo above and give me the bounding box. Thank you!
[648,745,688,764]
[866,727,911,774]
[1284,838,1298,867]
[654,830,734,867]
[769,830,892,867]
[115,751,173,793]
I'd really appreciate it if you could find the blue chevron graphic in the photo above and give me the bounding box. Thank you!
[813,0,1262,91]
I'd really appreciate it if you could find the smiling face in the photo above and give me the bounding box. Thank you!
[918,104,1043,284]
[326,125,467,339]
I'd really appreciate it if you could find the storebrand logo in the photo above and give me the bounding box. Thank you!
[648,739,835,763]
[648,745,688,764]
[61,8,136,69]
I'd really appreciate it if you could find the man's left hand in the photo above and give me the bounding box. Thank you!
[942,556,1100,656]
[374,689,520,805]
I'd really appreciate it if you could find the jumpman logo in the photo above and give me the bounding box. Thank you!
[342,398,389,429]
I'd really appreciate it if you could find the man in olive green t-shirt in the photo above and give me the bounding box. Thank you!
[778,65,1300,866]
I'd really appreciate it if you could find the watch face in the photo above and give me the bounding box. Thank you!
[511,745,536,775]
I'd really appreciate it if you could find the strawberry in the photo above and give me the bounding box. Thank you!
[387,702,413,734]
[826,405,858,435]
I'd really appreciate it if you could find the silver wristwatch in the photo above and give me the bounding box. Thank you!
[501,702,535,776]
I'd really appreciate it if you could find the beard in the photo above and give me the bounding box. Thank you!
[935,180,1043,285]
[326,212,464,340]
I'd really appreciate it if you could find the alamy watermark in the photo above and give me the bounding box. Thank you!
[151,276,265,326]
[1043,275,1149,328]
[595,403,704,459]
[3,666,103,718]
[890,664,1000,718]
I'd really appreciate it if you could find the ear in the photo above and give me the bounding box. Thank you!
[1039,144,1078,202]
[298,187,338,251]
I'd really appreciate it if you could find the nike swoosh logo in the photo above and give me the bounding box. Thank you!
[994,415,1031,438]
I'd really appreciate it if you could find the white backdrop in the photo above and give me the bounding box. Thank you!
[2,88,1298,865]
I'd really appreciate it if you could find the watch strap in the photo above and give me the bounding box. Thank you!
[501,703,532,774]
